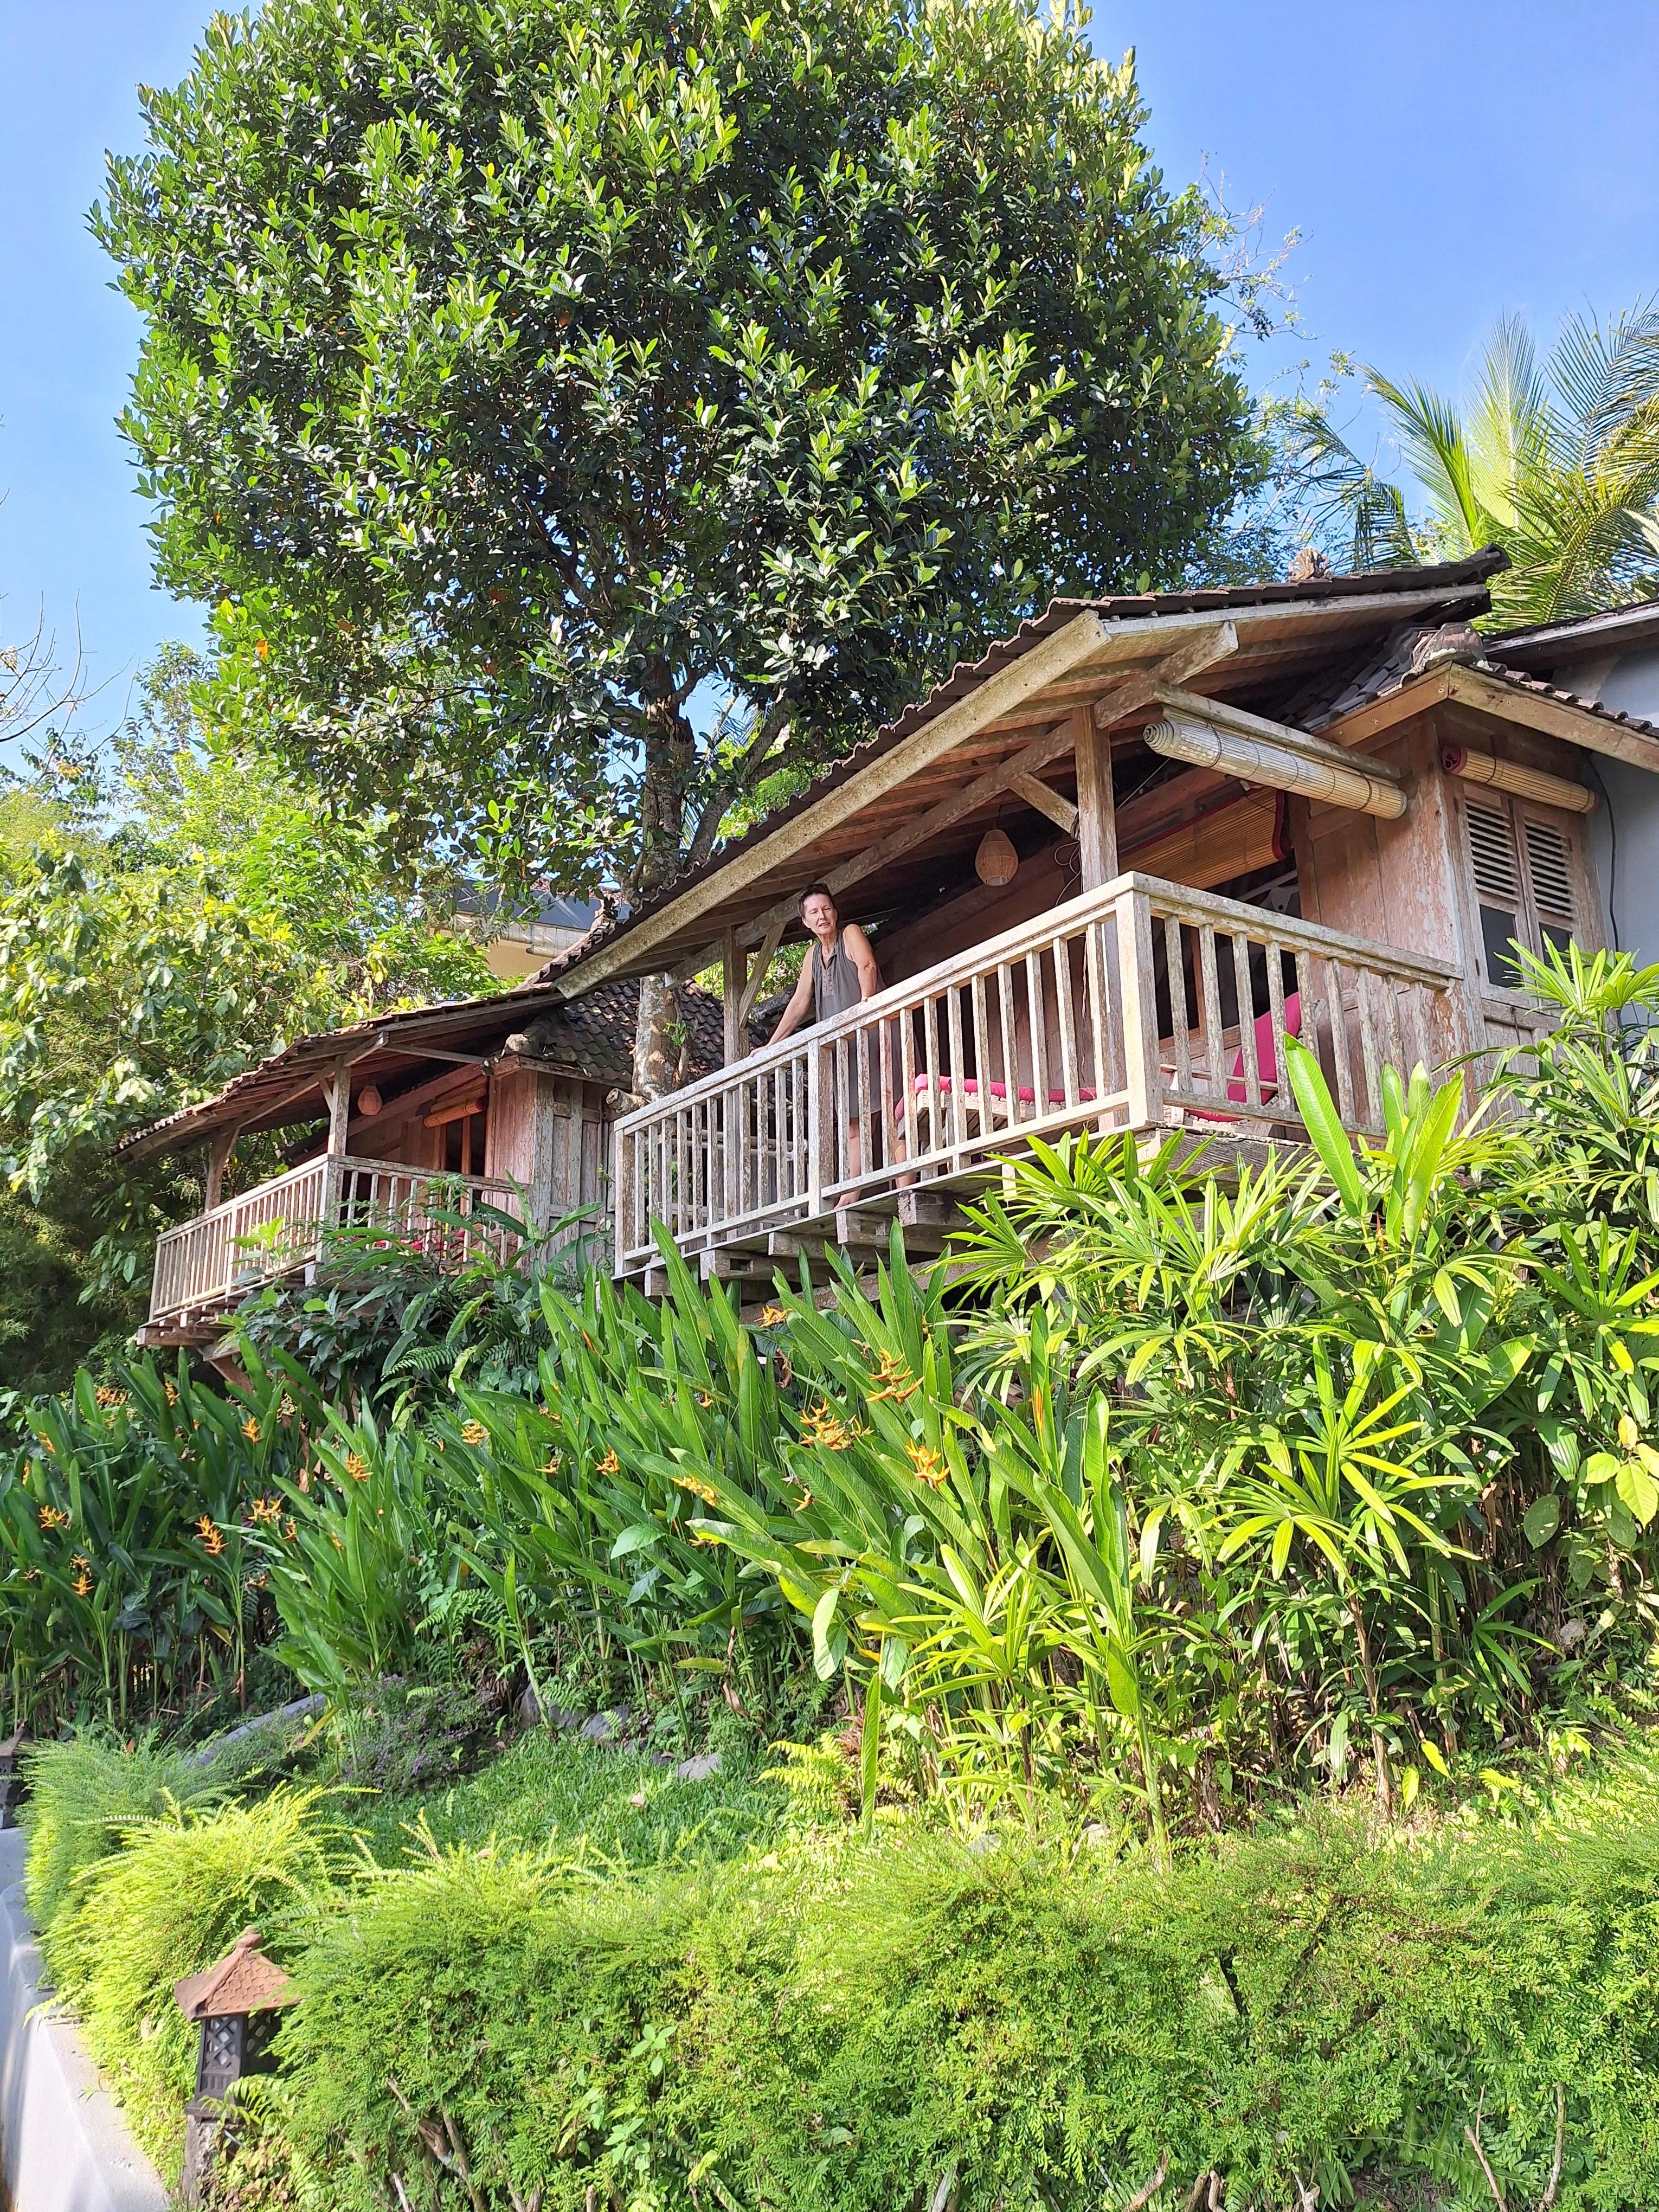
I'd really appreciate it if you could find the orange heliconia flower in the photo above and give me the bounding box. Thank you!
[800,1402,857,1451]
[460,1420,488,1446]
[906,1438,949,1490]
[344,1452,370,1482]
[196,1516,226,1557]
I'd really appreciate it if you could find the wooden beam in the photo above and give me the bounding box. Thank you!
[423,1094,485,1129]
[1322,660,1659,775]
[556,609,1126,988]
[348,1061,492,1146]
[1445,664,1659,774]
[722,927,743,1065]
[323,1058,352,1155]
[203,1124,239,1211]
[1007,772,1078,834]
[1073,703,1117,889]
[738,918,786,1027]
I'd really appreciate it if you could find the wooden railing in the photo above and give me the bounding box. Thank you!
[613,872,1463,1276]
[147,1155,524,1328]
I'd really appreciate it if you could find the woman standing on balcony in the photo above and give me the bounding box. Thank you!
[770,884,885,1202]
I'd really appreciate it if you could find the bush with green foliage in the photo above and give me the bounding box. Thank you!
[266,1748,1659,2210]
[0,649,496,1375]
[42,1784,342,2187]
[21,1733,227,1934]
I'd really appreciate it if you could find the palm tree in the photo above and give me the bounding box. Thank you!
[1285,304,1659,626]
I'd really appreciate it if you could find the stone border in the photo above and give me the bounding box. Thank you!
[0,1829,169,2212]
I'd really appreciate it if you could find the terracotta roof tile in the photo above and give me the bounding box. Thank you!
[174,1930,297,2021]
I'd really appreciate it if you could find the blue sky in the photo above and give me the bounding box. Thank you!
[2,0,1656,723]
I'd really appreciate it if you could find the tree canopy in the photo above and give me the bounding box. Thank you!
[0,649,496,1381]
[97,0,1265,911]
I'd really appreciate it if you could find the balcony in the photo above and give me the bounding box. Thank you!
[143,1154,525,1346]
[613,871,1474,1286]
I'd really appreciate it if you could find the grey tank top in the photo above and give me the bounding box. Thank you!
[811,928,865,1023]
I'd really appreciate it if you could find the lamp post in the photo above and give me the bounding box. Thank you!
[173,1927,298,2207]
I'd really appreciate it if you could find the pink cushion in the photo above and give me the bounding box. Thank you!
[1224,990,1302,1103]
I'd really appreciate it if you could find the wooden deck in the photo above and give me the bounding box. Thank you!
[613,870,1471,1287]
[141,1154,524,1346]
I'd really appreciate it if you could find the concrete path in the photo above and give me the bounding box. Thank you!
[0,1829,168,2212]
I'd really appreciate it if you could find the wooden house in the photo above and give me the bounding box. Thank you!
[127,549,1659,1331]
[123,979,729,1351]
[527,550,1659,1293]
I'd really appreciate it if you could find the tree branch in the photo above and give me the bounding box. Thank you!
[1124,2151,1169,2212]
[1465,2093,1509,2212]
[1537,2085,1565,2212]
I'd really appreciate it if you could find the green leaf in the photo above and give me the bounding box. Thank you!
[1284,1037,1364,1213]
[1522,1495,1561,1547]
[1616,1456,1659,1527]
[811,1585,841,1681]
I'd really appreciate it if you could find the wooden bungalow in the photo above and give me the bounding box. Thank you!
[126,548,1659,1329]
[122,980,730,1351]
[530,549,1659,1294]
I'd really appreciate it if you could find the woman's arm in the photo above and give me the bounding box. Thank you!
[844,923,882,1000]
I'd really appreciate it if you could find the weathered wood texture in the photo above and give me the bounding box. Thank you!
[146,1156,523,1334]
[612,871,1462,1279]
[486,1067,612,1232]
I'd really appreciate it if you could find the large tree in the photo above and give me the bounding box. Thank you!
[98,0,1264,1085]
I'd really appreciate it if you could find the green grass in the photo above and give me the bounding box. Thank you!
[348,1726,785,1870]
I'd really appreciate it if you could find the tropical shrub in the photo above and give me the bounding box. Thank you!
[22,1732,227,1933]
[272,1748,1659,2212]
[0,1355,315,1731]
[43,1784,342,2183]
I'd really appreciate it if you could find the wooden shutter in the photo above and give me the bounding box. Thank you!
[1464,796,1525,987]
[1521,815,1577,951]
[1462,789,1589,987]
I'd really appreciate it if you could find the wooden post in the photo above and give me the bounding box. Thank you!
[203,1125,237,1212]
[723,928,744,1065]
[1115,888,1160,1131]
[1073,703,1118,889]
[325,1058,352,1155]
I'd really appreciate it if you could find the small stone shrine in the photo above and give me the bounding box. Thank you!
[173,1926,298,2206]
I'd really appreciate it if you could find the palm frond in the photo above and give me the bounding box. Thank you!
[1464,313,1550,529]
[1548,299,1659,473]
[1366,369,1490,551]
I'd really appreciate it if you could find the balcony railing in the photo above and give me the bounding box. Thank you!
[147,1154,524,1332]
[613,871,1464,1278]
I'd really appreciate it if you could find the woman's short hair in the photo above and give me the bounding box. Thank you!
[798,882,835,912]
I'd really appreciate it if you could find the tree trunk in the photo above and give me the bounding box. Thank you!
[634,971,682,1102]
[632,664,699,1099]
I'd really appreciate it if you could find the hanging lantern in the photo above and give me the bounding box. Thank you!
[974,826,1018,886]
[355,1084,383,1118]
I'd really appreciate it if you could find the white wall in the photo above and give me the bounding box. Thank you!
[1572,648,1659,967]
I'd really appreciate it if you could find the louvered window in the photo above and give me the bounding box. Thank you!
[1523,818,1577,954]
[1463,792,1583,989]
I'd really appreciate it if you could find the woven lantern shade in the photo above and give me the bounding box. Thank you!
[974,826,1018,886]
